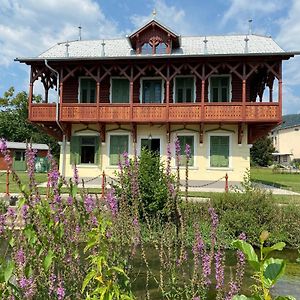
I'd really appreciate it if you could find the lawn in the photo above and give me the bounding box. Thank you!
[250,167,300,193]
[0,171,48,194]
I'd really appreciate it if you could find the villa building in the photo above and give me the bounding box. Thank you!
[16,18,295,181]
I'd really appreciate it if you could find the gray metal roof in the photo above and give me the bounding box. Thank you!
[272,114,300,131]
[32,34,286,60]
[6,142,49,151]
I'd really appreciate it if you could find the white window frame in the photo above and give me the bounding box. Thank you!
[137,135,164,156]
[78,76,97,104]
[173,132,197,168]
[208,74,232,103]
[173,75,196,103]
[107,132,131,167]
[109,76,130,104]
[207,132,232,169]
[139,77,165,104]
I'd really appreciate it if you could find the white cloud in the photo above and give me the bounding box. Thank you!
[0,0,121,67]
[221,0,284,34]
[130,0,190,35]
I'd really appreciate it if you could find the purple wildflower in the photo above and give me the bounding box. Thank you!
[56,278,65,300]
[208,206,219,250]
[84,195,96,213]
[91,215,98,226]
[54,194,62,204]
[193,298,200,300]
[67,196,73,206]
[7,207,16,219]
[225,281,239,300]
[16,248,26,266]
[0,138,7,152]
[25,147,37,181]
[123,151,130,168]
[236,233,247,289]
[73,164,79,185]
[106,188,118,217]
[0,214,5,235]
[185,143,191,160]
[75,225,80,234]
[166,143,171,177]
[215,249,225,290]
[174,136,181,166]
[49,273,56,295]
[21,204,29,219]
[18,276,35,298]
[202,253,211,285]
[192,230,205,256]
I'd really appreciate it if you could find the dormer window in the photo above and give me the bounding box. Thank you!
[129,19,180,55]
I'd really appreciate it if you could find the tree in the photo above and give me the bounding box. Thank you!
[250,136,275,166]
[0,87,60,158]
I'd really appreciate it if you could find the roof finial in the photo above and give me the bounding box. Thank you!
[203,36,208,54]
[248,19,253,35]
[101,39,106,57]
[244,35,249,53]
[78,24,82,41]
[152,8,157,19]
[65,41,70,57]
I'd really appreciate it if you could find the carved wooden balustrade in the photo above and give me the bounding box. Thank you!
[29,102,280,123]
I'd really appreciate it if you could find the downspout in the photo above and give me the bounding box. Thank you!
[44,59,67,177]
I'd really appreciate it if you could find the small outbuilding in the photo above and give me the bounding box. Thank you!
[0,142,49,171]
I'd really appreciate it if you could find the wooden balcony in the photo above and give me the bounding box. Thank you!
[29,102,280,123]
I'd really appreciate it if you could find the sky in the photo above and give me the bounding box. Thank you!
[0,0,300,114]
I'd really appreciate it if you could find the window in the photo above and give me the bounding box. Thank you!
[142,79,163,103]
[15,150,25,161]
[111,78,129,103]
[141,43,153,54]
[141,138,160,155]
[177,135,194,166]
[109,135,129,165]
[209,76,230,102]
[70,136,99,165]
[79,78,96,103]
[175,77,195,103]
[210,135,230,168]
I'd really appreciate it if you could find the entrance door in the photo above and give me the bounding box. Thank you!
[13,150,26,171]
[141,138,160,155]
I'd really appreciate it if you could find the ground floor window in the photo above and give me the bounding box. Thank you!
[109,135,129,165]
[209,135,230,168]
[177,135,194,166]
[141,138,160,155]
[70,136,99,165]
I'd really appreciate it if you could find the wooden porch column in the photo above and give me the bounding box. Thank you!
[29,67,33,119]
[130,66,134,120]
[201,64,205,120]
[59,68,63,120]
[242,63,246,120]
[278,61,283,117]
[96,67,100,120]
[166,65,170,121]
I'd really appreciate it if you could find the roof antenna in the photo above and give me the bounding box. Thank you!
[65,41,70,57]
[248,19,253,35]
[78,25,82,41]
[203,36,208,54]
[152,8,157,20]
[101,39,106,56]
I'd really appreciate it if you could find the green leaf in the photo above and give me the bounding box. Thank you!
[275,296,296,300]
[232,296,262,300]
[262,242,286,256]
[43,249,55,272]
[4,260,15,283]
[263,258,286,288]
[9,236,15,247]
[232,240,260,271]
[82,270,96,293]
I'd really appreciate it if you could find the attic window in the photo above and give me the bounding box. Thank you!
[141,37,167,54]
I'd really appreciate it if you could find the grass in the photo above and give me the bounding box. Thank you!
[250,167,300,193]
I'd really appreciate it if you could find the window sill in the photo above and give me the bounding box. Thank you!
[77,164,99,168]
[171,166,199,170]
[206,167,233,171]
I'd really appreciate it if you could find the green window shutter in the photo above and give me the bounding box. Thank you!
[110,135,129,165]
[210,136,229,167]
[175,77,194,103]
[142,80,162,103]
[210,77,230,102]
[70,136,80,165]
[94,137,100,165]
[80,79,96,103]
[178,135,194,166]
[111,79,129,103]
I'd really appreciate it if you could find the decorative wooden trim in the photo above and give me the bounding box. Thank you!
[200,123,204,144]
[131,123,137,143]
[238,123,244,144]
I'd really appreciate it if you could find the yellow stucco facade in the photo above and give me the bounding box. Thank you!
[59,123,250,182]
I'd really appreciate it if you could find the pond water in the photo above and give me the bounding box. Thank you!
[131,248,300,299]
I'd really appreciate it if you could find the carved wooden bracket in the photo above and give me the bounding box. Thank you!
[131,123,137,143]
[238,123,244,144]
[200,123,204,144]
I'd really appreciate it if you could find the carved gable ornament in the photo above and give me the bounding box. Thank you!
[128,19,180,55]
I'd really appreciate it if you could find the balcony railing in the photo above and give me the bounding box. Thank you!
[29,102,280,123]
